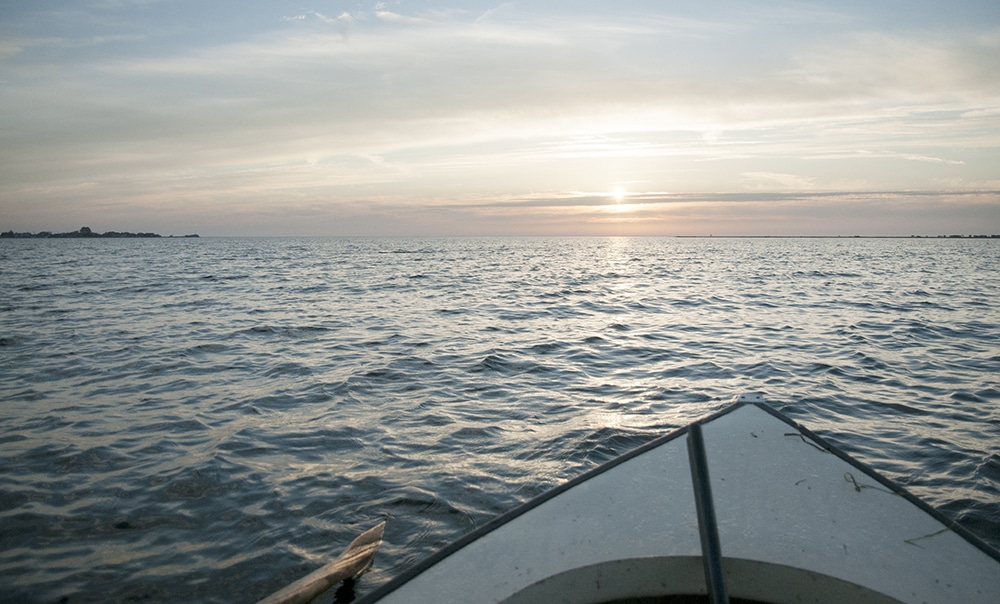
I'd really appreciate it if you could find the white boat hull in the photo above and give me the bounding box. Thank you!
[360,395,1000,603]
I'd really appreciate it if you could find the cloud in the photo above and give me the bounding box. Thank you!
[741,172,819,190]
[868,152,965,165]
[375,10,433,25]
[87,0,162,8]
[474,4,507,25]
[431,188,1000,210]
[962,106,1000,119]
[0,39,24,60]
[365,189,1000,237]
[778,30,1000,104]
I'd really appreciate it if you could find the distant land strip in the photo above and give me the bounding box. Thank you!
[677,234,1000,239]
[1,227,199,239]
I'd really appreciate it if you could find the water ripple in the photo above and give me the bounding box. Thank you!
[1,236,998,602]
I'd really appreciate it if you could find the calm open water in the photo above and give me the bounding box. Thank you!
[1,236,999,603]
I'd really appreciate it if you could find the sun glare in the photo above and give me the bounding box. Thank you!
[613,187,626,203]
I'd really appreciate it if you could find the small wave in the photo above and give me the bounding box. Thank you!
[472,351,557,376]
[950,390,986,404]
[529,341,566,353]
[236,325,333,339]
[264,362,314,378]
[59,446,131,473]
[567,426,652,467]
[975,454,1000,484]
[186,343,228,354]
[442,425,502,446]
[151,464,236,501]
[660,360,731,380]
[137,417,211,435]
[258,427,368,457]
[199,273,250,282]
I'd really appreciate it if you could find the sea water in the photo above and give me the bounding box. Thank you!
[1,236,998,603]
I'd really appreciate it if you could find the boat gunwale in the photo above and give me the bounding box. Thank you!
[356,399,1000,603]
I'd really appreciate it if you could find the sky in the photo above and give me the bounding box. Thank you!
[2,0,999,236]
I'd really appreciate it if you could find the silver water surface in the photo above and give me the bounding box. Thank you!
[1,237,999,602]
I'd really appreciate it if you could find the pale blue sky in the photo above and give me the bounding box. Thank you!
[2,1,999,235]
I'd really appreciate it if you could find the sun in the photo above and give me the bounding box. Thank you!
[612,186,626,203]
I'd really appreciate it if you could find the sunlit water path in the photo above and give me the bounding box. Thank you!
[2,237,998,602]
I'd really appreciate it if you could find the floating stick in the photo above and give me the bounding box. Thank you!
[257,521,385,604]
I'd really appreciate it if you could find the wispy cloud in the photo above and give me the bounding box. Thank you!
[375,10,434,25]
[741,172,819,190]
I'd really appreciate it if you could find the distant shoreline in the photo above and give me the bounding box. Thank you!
[675,234,1000,239]
[1,227,199,239]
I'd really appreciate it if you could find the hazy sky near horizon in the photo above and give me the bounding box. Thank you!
[2,1,1000,236]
